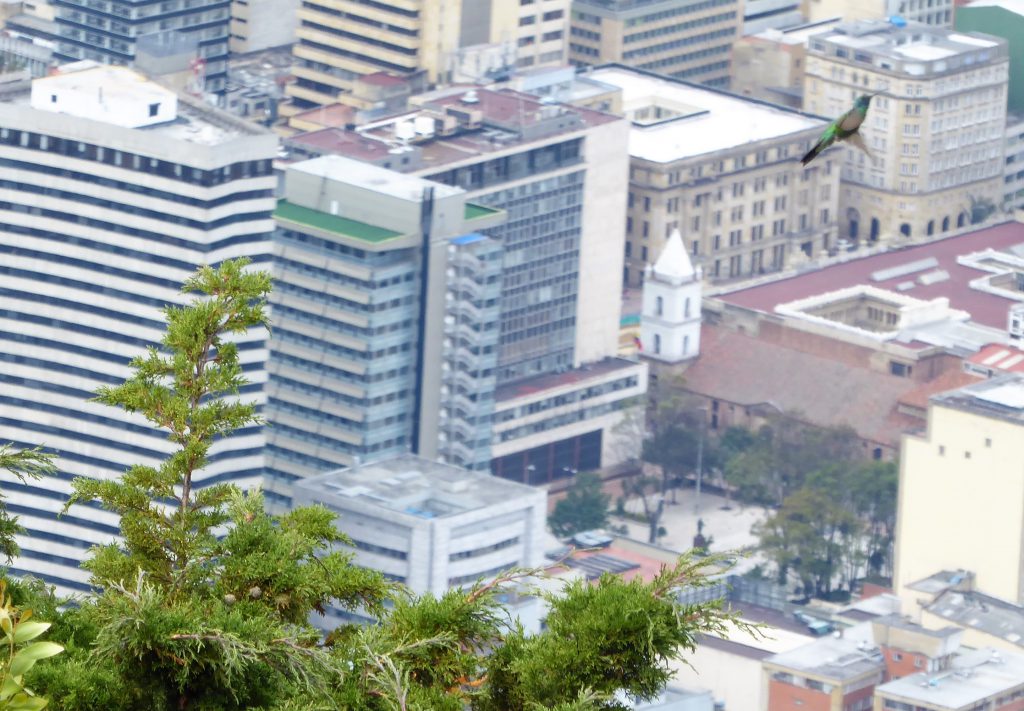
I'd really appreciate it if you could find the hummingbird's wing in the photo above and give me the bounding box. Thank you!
[801,122,838,166]
[845,130,874,163]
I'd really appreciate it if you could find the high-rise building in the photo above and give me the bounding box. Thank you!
[0,63,277,594]
[567,0,742,88]
[267,154,507,495]
[285,86,647,485]
[803,19,1009,245]
[587,65,840,285]
[284,0,570,114]
[53,0,230,94]
[742,0,802,35]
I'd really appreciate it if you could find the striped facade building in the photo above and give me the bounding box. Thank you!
[0,63,277,593]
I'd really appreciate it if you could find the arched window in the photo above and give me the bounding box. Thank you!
[683,335,690,354]
[870,218,880,241]
[656,296,663,316]
[900,223,911,238]
[654,333,661,354]
[927,220,934,236]
[684,297,690,318]
[942,216,950,231]
[957,212,967,228]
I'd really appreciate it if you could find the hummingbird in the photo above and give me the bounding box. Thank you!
[801,93,880,166]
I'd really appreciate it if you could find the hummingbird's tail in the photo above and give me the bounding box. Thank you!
[800,140,825,166]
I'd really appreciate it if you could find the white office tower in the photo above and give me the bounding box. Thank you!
[0,62,277,595]
[640,228,702,363]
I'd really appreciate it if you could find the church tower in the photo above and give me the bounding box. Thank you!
[640,228,702,362]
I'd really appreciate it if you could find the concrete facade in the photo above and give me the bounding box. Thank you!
[292,455,547,630]
[731,19,843,108]
[803,20,1009,246]
[568,0,742,88]
[895,375,1024,613]
[284,0,569,113]
[229,0,300,54]
[54,0,230,94]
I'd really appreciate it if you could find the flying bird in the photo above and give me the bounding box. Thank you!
[801,93,880,166]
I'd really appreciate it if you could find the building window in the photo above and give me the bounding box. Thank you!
[149,103,160,117]
[654,333,661,354]
[656,295,663,316]
[683,335,689,354]
[939,445,945,456]
[684,297,690,318]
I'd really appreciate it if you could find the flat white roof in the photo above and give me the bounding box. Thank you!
[589,67,822,163]
[895,44,958,60]
[292,154,463,202]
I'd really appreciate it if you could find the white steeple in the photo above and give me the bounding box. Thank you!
[640,230,702,363]
[652,228,696,285]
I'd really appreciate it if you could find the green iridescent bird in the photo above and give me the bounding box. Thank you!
[801,93,880,166]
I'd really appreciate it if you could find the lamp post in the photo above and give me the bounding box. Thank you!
[694,406,708,515]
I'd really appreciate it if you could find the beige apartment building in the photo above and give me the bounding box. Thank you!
[804,20,1009,245]
[284,0,569,114]
[895,376,1024,614]
[568,0,742,88]
[590,65,840,285]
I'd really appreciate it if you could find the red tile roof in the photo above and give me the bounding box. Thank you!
[684,325,925,448]
[966,342,1024,374]
[896,368,980,411]
[720,222,1024,330]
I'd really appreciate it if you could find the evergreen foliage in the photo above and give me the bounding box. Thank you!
[2,259,749,710]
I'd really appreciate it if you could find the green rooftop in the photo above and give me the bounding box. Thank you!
[274,200,404,243]
[464,203,501,220]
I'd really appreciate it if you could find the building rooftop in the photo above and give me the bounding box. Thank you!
[495,357,641,403]
[878,647,1024,706]
[764,622,885,681]
[682,324,922,448]
[908,569,974,595]
[931,373,1024,424]
[927,589,1024,649]
[287,86,618,172]
[0,62,268,145]
[717,221,1024,336]
[587,66,823,163]
[296,454,542,520]
[750,17,843,45]
[291,155,464,203]
[965,342,1024,377]
[273,200,404,243]
[808,19,1007,77]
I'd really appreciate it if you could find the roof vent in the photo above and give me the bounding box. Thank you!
[461,89,479,104]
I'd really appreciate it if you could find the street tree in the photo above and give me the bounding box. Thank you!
[549,472,611,538]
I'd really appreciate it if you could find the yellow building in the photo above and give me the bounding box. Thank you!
[568,0,742,88]
[284,0,569,114]
[803,20,1009,245]
[895,375,1024,616]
